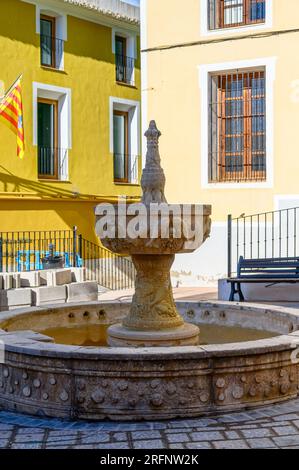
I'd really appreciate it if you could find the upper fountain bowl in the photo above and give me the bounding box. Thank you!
[95,203,212,255]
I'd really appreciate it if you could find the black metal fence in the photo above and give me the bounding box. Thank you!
[228,207,299,277]
[0,227,135,291]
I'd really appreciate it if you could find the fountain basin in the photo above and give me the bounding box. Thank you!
[0,301,299,421]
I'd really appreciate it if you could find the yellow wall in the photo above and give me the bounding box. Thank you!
[0,0,141,241]
[144,0,299,221]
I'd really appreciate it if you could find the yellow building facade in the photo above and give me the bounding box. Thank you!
[0,0,141,243]
[141,0,299,284]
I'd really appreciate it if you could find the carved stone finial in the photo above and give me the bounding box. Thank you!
[141,121,167,206]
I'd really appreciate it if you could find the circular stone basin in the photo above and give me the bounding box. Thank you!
[1,300,299,421]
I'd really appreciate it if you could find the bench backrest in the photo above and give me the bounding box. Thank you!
[237,256,299,278]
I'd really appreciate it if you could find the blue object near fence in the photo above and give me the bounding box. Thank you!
[16,250,83,272]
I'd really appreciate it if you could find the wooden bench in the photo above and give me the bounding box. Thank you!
[227,256,299,301]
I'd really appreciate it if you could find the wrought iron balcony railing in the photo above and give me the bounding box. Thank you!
[40,34,64,69]
[115,54,135,86]
[38,146,68,180]
[113,154,140,184]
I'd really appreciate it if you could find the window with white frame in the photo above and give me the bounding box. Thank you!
[110,97,140,184]
[33,83,71,181]
[208,68,266,183]
[35,5,67,70]
[208,0,266,30]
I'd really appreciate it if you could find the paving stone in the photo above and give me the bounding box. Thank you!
[130,430,162,440]
[272,425,298,436]
[165,426,193,433]
[273,435,299,447]
[0,424,15,431]
[10,443,43,449]
[241,428,274,438]
[185,442,212,449]
[168,443,185,449]
[273,414,299,422]
[133,440,165,449]
[112,432,128,442]
[224,431,240,440]
[0,439,9,448]
[230,425,258,430]
[213,440,249,449]
[0,431,14,439]
[78,432,110,444]
[246,438,277,449]
[3,397,299,449]
[166,433,190,443]
[15,435,45,443]
[191,431,224,441]
[290,420,299,429]
[92,443,131,449]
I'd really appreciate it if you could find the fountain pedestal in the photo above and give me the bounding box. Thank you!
[95,121,212,348]
[108,254,200,347]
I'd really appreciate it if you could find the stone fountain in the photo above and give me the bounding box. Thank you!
[95,121,212,347]
[0,124,298,419]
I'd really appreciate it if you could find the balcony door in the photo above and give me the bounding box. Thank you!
[40,15,56,68]
[113,110,128,183]
[38,98,58,179]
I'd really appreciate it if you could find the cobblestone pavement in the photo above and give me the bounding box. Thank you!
[2,399,299,449]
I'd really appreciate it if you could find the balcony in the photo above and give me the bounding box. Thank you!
[38,147,68,180]
[113,154,140,184]
[40,34,64,70]
[115,54,135,86]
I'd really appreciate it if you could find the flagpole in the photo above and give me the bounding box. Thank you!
[2,74,23,100]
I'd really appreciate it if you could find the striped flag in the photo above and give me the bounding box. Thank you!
[0,76,25,159]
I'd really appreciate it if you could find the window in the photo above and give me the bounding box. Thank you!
[33,82,71,181]
[113,110,129,182]
[110,97,141,185]
[115,35,135,86]
[40,15,56,68]
[208,0,265,30]
[38,98,58,179]
[209,70,266,182]
[39,13,65,70]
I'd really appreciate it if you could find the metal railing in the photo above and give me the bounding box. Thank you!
[208,0,265,31]
[0,227,136,291]
[80,238,136,290]
[0,229,77,273]
[38,147,68,179]
[40,34,64,69]
[228,207,299,277]
[113,154,140,184]
[115,54,135,86]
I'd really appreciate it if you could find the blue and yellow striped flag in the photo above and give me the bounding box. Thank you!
[0,76,25,159]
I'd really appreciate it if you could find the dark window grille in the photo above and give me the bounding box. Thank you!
[208,0,266,30]
[209,69,266,183]
[116,54,135,86]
